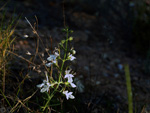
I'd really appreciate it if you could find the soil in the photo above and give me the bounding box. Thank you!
[0,0,150,113]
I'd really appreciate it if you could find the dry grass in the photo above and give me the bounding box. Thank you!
[0,15,16,106]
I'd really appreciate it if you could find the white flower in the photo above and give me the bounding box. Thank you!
[64,70,76,88]
[24,34,29,38]
[47,55,56,62]
[47,52,59,62]
[63,90,75,100]
[46,52,59,67]
[67,77,76,88]
[46,62,53,67]
[37,72,51,93]
[54,52,59,57]
[64,73,74,79]
[68,54,76,61]
[26,51,31,55]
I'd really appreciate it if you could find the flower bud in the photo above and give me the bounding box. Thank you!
[69,30,73,33]
[72,50,76,54]
[69,37,73,41]
[61,40,65,44]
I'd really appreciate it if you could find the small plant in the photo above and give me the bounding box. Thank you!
[36,27,76,112]
[24,17,77,112]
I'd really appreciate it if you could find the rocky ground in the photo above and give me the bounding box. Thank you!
[0,0,150,113]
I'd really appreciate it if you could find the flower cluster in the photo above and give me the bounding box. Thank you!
[37,47,76,100]
[26,19,76,111]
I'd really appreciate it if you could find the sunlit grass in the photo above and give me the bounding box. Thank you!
[0,3,17,107]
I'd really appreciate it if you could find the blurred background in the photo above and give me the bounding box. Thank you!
[0,0,150,112]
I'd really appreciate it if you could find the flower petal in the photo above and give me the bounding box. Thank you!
[65,70,71,75]
[46,63,53,67]
[69,54,76,61]
[68,92,73,95]
[68,77,73,83]
[64,74,74,78]
[40,87,47,93]
[70,83,76,88]
[63,90,75,100]
[47,55,56,61]
[69,95,75,99]
[36,83,44,88]
[53,60,56,64]
[63,90,68,95]
[54,52,59,57]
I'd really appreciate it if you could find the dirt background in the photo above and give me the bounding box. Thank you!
[0,0,150,113]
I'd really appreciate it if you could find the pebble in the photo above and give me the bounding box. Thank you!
[0,107,6,113]
[103,72,109,77]
[74,78,84,93]
[84,66,90,71]
[129,2,135,7]
[118,64,123,70]
[114,73,119,78]
[96,81,101,85]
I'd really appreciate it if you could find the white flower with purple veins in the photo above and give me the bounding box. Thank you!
[68,54,76,61]
[37,73,51,93]
[63,90,75,100]
[65,70,76,88]
[46,52,59,67]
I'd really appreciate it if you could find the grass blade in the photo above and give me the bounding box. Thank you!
[0,89,12,108]
[124,64,133,113]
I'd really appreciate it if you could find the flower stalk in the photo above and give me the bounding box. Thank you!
[36,27,76,112]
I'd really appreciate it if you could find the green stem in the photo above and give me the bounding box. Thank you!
[0,89,12,108]
[58,28,69,83]
[124,64,133,113]
[43,28,69,111]
[42,81,64,111]
[65,28,69,57]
